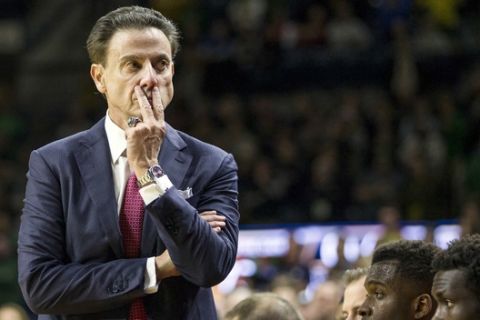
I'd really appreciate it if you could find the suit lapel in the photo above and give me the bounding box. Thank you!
[159,125,192,187]
[74,118,124,257]
[141,125,193,256]
[75,121,194,257]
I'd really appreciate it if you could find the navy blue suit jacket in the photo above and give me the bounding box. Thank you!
[18,118,239,319]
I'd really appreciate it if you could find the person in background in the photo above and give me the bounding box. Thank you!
[224,292,304,320]
[340,268,368,320]
[302,280,343,320]
[358,240,440,320]
[0,303,29,320]
[459,197,480,236]
[18,6,239,319]
[375,205,402,247]
[431,234,480,320]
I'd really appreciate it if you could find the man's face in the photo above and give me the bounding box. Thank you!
[359,261,412,320]
[341,276,367,320]
[432,269,480,320]
[90,27,174,129]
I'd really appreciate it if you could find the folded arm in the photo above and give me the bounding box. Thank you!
[148,153,240,287]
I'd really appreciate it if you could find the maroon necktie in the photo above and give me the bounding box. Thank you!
[119,174,148,320]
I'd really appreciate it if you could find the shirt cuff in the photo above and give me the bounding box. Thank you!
[139,175,173,205]
[144,257,158,294]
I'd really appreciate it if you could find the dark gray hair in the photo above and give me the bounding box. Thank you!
[86,6,180,65]
[342,267,368,286]
[224,293,304,320]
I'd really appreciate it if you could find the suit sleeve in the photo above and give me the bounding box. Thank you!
[147,153,240,287]
[18,150,146,315]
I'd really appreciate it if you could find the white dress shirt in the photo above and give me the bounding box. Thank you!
[104,112,158,294]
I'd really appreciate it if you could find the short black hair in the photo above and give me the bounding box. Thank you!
[372,240,440,291]
[432,234,480,301]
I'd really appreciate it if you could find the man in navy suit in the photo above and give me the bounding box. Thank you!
[18,6,239,319]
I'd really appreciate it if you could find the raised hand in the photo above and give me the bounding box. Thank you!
[125,85,167,178]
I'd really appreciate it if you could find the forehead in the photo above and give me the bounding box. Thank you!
[432,269,470,295]
[366,261,399,286]
[106,27,172,61]
[343,276,367,308]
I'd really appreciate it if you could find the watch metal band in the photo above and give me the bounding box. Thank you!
[137,170,154,188]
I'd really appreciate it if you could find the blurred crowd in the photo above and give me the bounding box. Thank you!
[163,0,480,224]
[1,0,480,316]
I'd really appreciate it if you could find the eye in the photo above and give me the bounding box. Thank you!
[125,61,141,71]
[446,299,454,309]
[374,290,385,299]
[155,59,169,72]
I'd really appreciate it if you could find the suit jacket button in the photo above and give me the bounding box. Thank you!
[111,283,119,293]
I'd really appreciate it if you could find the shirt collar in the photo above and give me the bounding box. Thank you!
[104,111,127,164]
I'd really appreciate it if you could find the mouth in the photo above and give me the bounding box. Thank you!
[132,97,153,107]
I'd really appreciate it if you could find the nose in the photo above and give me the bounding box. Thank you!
[351,311,363,320]
[357,303,372,317]
[346,314,357,320]
[139,63,158,91]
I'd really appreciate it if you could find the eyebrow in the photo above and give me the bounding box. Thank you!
[365,280,387,288]
[120,54,171,63]
[432,287,445,298]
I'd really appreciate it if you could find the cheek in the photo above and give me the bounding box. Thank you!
[164,76,174,89]
[164,78,174,100]
[104,78,124,93]
[376,299,399,318]
[453,303,478,319]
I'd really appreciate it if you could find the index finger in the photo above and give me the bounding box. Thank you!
[134,86,155,121]
[151,86,164,123]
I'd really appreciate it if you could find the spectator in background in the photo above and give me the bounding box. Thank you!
[0,303,29,320]
[376,205,402,247]
[302,280,342,320]
[459,197,480,236]
[217,286,254,319]
[0,211,21,306]
[326,0,372,54]
[340,268,368,320]
[359,240,440,320]
[270,274,305,311]
[224,292,304,320]
[431,234,480,320]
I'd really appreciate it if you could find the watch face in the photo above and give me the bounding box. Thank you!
[150,165,165,178]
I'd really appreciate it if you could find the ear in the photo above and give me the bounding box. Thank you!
[413,294,433,319]
[90,64,106,94]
